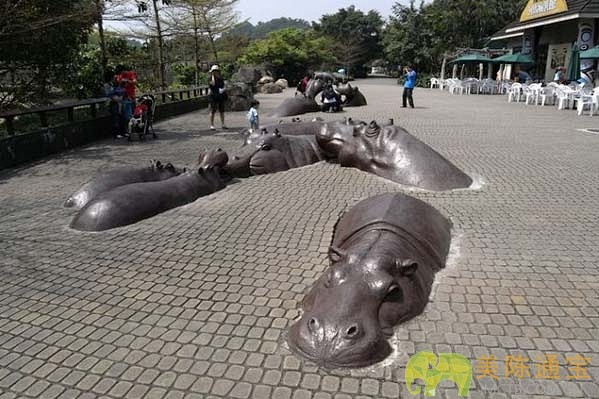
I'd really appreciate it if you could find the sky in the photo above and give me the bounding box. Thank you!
[235,0,400,24]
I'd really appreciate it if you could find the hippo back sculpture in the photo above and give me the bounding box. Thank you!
[242,120,326,145]
[70,149,228,231]
[316,120,473,191]
[268,96,320,118]
[288,193,451,368]
[64,160,181,209]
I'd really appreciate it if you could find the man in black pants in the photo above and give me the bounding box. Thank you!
[402,66,416,108]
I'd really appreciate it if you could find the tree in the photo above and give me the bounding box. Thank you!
[0,0,96,108]
[314,6,384,77]
[238,28,336,84]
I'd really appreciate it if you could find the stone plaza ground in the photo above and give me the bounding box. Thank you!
[0,78,598,399]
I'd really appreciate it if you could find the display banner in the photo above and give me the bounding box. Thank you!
[520,0,568,22]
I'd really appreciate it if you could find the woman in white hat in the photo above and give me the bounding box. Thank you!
[209,65,227,130]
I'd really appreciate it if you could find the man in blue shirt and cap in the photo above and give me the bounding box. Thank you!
[402,66,417,108]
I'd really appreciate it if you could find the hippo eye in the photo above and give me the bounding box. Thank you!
[261,144,271,151]
[385,285,403,302]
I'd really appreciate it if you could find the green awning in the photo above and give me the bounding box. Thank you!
[449,54,494,64]
[492,53,534,65]
[567,46,580,81]
[579,46,599,59]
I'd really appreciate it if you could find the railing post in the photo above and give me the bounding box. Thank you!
[67,107,74,122]
[161,93,166,104]
[179,91,184,101]
[187,90,191,99]
[5,116,15,136]
[39,111,48,128]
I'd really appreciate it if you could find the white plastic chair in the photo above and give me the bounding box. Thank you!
[525,83,542,105]
[508,83,522,103]
[430,78,440,89]
[539,86,556,106]
[555,85,575,110]
[449,79,465,95]
[576,87,599,116]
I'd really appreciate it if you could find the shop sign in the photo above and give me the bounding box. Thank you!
[520,0,568,22]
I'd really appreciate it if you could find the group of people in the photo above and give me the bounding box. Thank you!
[106,66,138,139]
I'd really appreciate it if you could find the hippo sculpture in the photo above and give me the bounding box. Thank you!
[288,193,451,368]
[337,84,367,107]
[316,120,473,191]
[268,96,320,118]
[64,160,181,209]
[223,130,326,178]
[242,120,326,145]
[70,149,228,231]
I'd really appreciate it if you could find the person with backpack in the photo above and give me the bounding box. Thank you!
[209,65,227,130]
[296,73,312,96]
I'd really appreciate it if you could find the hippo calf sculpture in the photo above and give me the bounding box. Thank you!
[241,120,326,145]
[64,160,181,209]
[337,84,367,107]
[224,130,326,178]
[70,149,228,231]
[288,193,451,368]
[316,120,473,191]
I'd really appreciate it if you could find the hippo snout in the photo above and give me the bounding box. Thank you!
[288,314,389,368]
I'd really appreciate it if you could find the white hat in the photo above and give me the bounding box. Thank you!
[210,65,220,72]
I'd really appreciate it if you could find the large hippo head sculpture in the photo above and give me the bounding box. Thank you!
[316,120,473,191]
[288,193,451,368]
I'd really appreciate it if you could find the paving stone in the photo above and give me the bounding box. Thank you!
[0,80,598,399]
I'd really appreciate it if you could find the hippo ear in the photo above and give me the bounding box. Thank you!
[261,128,268,135]
[165,163,174,170]
[274,128,281,137]
[396,259,418,276]
[328,246,346,263]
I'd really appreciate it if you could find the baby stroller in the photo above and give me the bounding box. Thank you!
[128,94,157,141]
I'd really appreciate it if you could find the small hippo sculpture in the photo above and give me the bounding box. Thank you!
[223,130,326,178]
[70,149,228,231]
[241,120,326,145]
[64,160,181,209]
[337,84,367,107]
[288,193,451,368]
[316,120,473,191]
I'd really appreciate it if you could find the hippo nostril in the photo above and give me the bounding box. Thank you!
[308,318,320,333]
[345,324,359,339]
[233,156,239,160]
[217,148,222,152]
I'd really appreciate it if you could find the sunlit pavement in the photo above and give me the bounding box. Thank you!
[1,78,598,398]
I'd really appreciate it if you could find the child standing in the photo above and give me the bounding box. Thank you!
[247,100,260,132]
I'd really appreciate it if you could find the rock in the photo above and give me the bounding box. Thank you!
[275,79,289,89]
[258,76,274,84]
[232,66,262,86]
[259,83,284,94]
[225,82,254,111]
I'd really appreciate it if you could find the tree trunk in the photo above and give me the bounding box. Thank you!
[207,30,218,63]
[192,6,200,86]
[152,0,166,89]
[96,0,107,81]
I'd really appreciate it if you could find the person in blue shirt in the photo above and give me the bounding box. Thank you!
[402,66,417,108]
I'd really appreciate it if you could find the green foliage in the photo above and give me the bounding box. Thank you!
[228,18,311,39]
[172,64,197,87]
[238,28,336,84]
[0,0,96,107]
[383,0,528,74]
[314,6,384,78]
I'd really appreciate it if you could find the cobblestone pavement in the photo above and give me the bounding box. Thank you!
[1,78,599,399]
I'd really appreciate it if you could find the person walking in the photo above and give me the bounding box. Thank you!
[402,66,417,108]
[247,100,260,132]
[209,65,227,130]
